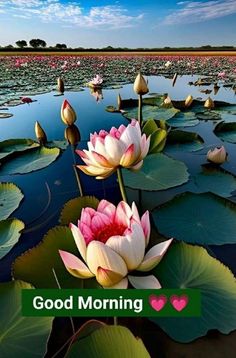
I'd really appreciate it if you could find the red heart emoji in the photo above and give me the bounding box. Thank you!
[149,295,167,312]
[170,295,188,311]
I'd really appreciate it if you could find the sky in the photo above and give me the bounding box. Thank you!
[0,0,235,48]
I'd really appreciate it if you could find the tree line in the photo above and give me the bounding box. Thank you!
[0,40,235,52]
[14,39,67,49]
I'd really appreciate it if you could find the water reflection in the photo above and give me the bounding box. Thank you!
[89,87,103,102]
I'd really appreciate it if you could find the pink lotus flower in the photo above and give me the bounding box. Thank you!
[59,200,172,288]
[77,120,150,179]
[89,74,103,86]
[207,146,227,164]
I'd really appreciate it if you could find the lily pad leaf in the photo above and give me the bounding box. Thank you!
[0,182,24,220]
[153,192,236,245]
[214,122,236,143]
[123,153,189,191]
[46,140,68,150]
[165,130,204,153]
[0,146,60,175]
[191,166,236,197]
[0,219,24,259]
[60,196,99,225]
[150,242,236,342]
[12,226,99,288]
[67,325,150,358]
[13,226,80,288]
[0,139,39,160]
[0,280,53,357]
[167,112,199,128]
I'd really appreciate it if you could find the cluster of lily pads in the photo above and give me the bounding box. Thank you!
[0,55,236,106]
[1,56,236,357]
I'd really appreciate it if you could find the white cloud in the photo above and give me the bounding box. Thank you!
[164,0,236,25]
[0,0,143,29]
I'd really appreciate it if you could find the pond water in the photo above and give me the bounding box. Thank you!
[0,67,236,282]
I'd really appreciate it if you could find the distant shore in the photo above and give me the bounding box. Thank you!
[0,50,235,56]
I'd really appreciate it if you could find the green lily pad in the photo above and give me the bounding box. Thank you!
[0,139,39,160]
[165,130,204,153]
[167,112,199,128]
[214,122,236,143]
[67,325,150,358]
[0,219,24,259]
[0,280,53,357]
[151,242,236,342]
[0,146,60,175]
[122,97,179,122]
[60,196,99,225]
[0,113,13,119]
[196,111,221,121]
[0,183,24,220]
[153,192,236,245]
[46,140,68,150]
[122,153,189,191]
[191,166,236,197]
[12,226,84,288]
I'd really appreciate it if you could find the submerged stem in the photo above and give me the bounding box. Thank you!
[117,167,127,202]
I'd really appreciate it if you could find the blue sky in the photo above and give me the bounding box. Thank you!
[0,0,235,47]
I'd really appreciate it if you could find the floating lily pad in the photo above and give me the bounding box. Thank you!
[0,219,24,259]
[165,130,204,153]
[167,112,199,128]
[153,192,236,245]
[151,242,236,342]
[214,122,236,143]
[60,196,99,225]
[0,281,53,357]
[13,226,81,288]
[0,183,24,220]
[122,153,189,191]
[46,140,68,150]
[12,226,99,288]
[191,166,236,197]
[67,325,150,358]
[0,146,60,175]
[196,111,221,121]
[0,139,39,160]
[0,113,13,119]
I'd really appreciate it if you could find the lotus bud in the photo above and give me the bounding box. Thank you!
[57,77,64,93]
[207,146,227,164]
[204,97,214,110]
[172,73,178,87]
[133,73,149,95]
[61,100,76,126]
[35,121,47,145]
[117,93,122,110]
[185,95,193,108]
[64,124,81,146]
[213,84,220,96]
[163,95,172,107]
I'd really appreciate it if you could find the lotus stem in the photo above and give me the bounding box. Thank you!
[117,167,127,203]
[71,145,84,197]
[52,268,76,335]
[73,165,84,197]
[113,316,118,326]
[138,94,143,126]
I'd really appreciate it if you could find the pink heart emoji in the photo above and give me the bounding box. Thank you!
[170,295,188,311]
[149,295,167,312]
